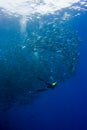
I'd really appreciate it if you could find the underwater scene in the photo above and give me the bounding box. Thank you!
[0,0,87,130]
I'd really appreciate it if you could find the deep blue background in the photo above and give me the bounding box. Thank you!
[0,11,87,130]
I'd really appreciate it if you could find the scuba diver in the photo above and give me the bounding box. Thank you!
[36,77,57,92]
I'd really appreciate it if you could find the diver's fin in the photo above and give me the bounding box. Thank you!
[37,77,45,82]
[36,88,48,92]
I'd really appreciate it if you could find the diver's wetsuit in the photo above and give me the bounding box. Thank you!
[36,77,57,92]
[38,77,53,88]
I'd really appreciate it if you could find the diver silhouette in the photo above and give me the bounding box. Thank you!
[36,77,57,92]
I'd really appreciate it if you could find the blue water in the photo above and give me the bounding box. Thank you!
[0,8,87,130]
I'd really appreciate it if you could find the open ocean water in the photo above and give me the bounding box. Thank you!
[0,0,87,130]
